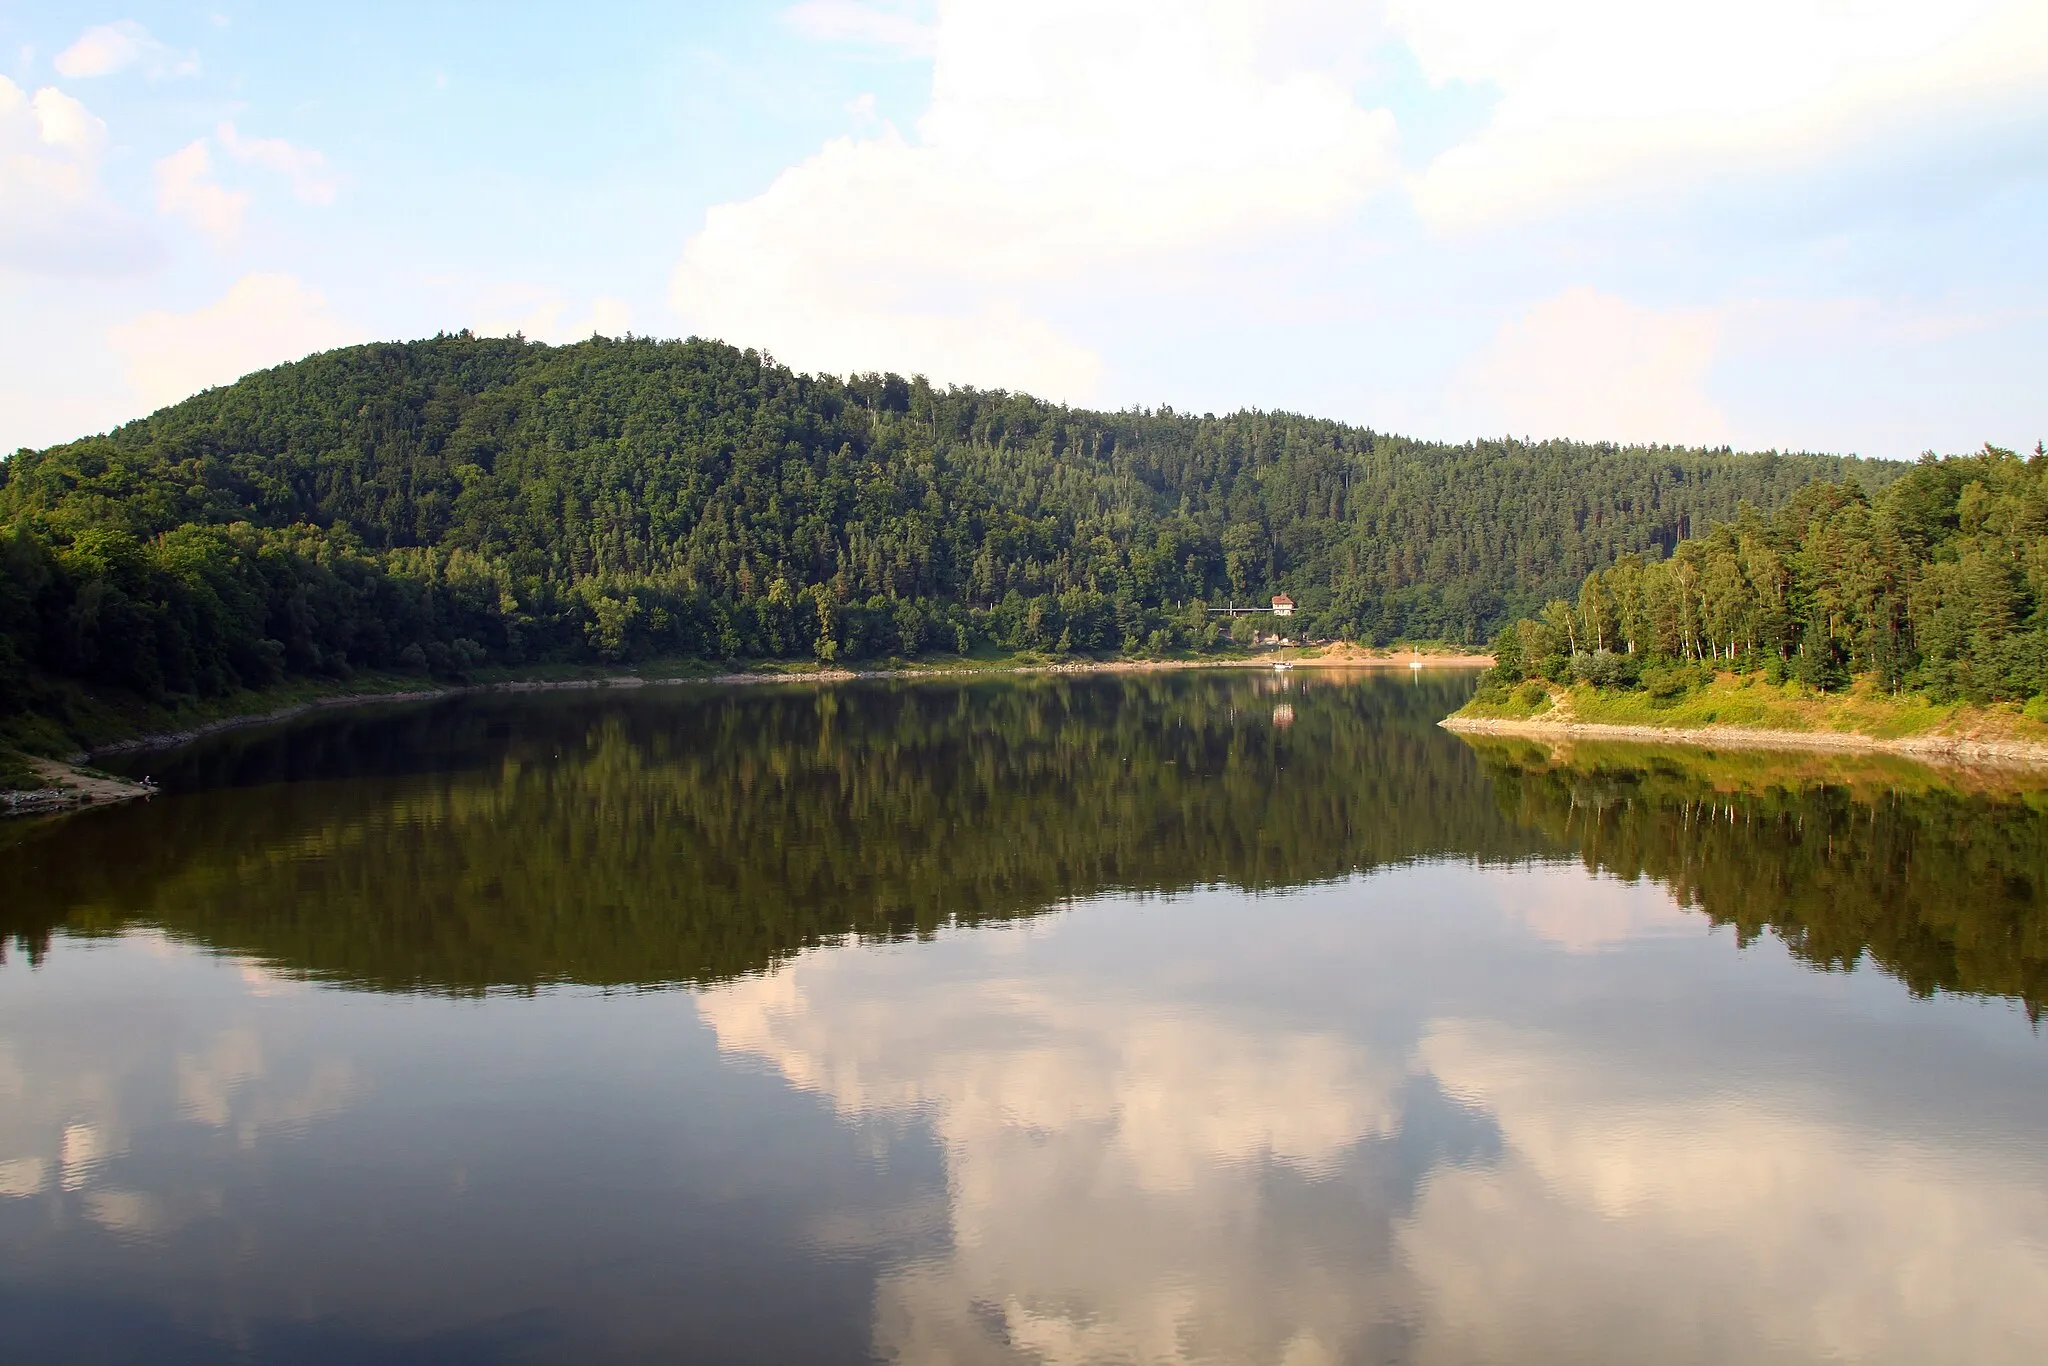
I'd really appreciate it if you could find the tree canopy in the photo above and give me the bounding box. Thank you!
[2,332,1885,720]
[1482,444,2048,705]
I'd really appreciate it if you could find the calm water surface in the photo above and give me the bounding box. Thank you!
[3,671,2045,1364]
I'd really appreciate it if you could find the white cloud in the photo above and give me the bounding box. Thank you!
[20,85,104,160]
[0,77,103,198]
[1460,288,1729,446]
[1709,294,2048,456]
[1387,0,2048,226]
[675,0,1399,395]
[0,77,147,271]
[108,273,356,409]
[154,138,248,246]
[218,122,340,205]
[53,19,195,80]
[474,288,634,343]
[784,1,937,56]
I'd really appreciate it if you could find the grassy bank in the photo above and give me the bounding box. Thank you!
[1452,671,2048,749]
[0,750,42,792]
[1,669,453,760]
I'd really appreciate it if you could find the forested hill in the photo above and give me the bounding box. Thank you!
[1477,444,2048,706]
[1,332,1883,717]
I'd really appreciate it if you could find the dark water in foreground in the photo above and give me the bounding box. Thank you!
[3,671,2046,1364]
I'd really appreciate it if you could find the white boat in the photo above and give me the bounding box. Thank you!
[1273,662,1293,671]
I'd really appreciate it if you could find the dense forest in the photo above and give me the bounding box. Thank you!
[1481,445,2048,705]
[0,333,1878,724]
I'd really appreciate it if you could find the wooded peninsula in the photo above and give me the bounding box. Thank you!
[1455,444,2048,756]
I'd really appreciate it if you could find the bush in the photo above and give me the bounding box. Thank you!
[1642,662,1707,702]
[1571,648,1638,689]
[0,750,42,792]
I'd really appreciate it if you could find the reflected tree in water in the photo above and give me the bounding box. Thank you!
[1473,738,2048,1017]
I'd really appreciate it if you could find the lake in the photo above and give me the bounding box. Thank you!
[3,670,2045,1364]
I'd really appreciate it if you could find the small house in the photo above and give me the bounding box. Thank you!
[1271,594,1295,617]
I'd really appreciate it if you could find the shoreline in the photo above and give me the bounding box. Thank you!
[1439,714,2048,770]
[75,649,1491,763]
[2,756,159,816]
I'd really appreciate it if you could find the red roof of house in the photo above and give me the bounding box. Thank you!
[1271,594,1294,604]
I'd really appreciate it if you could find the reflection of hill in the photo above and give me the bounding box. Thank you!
[1469,738,2048,1016]
[2,674,1548,993]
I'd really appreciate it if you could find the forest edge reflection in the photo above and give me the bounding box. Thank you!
[1463,735,2048,1019]
[1,673,2042,1020]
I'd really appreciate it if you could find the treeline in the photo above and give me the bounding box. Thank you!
[2,333,1879,720]
[1483,446,2048,704]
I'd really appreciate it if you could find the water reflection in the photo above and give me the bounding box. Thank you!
[1411,1012,2048,1364]
[1468,736,2048,1014]
[2,675,2046,1363]
[698,871,2048,1365]
[1,673,1541,991]
[700,896,1448,1364]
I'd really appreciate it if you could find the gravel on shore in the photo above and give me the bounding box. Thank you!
[1440,714,2048,770]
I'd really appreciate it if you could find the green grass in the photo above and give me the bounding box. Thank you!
[1455,672,2048,746]
[0,750,44,792]
[0,669,450,758]
[1455,679,1557,720]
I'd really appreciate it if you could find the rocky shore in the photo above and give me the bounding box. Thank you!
[1440,714,2048,770]
[3,757,158,816]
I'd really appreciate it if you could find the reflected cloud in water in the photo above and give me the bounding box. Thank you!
[1414,1016,2048,1364]
[3,676,2046,1363]
[0,933,360,1249]
[702,866,2048,1365]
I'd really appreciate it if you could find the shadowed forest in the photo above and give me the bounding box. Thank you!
[1,334,1881,731]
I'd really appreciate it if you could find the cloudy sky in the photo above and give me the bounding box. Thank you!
[3,1,2044,458]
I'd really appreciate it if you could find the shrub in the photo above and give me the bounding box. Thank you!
[1571,648,1638,689]
[1642,662,1707,702]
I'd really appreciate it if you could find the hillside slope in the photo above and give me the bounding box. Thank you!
[1,333,1885,734]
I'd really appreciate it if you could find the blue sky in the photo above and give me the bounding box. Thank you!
[4,1,2044,459]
